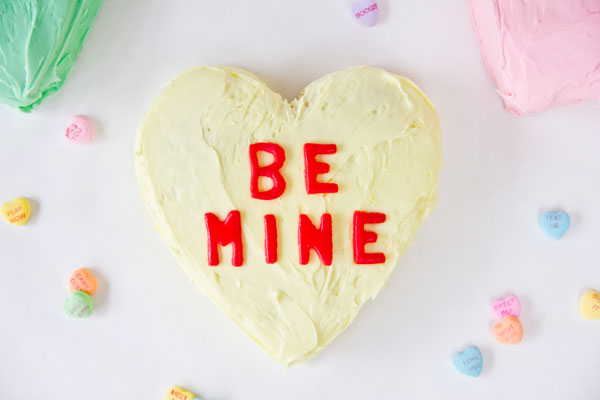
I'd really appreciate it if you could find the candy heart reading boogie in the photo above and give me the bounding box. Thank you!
[539,211,570,240]
[493,315,523,344]
[1,197,31,226]
[579,290,600,320]
[492,295,521,320]
[135,66,442,366]
[452,346,483,377]
[350,0,379,27]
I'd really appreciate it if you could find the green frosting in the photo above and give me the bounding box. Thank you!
[0,0,102,112]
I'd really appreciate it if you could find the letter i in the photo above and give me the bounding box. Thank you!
[264,214,278,264]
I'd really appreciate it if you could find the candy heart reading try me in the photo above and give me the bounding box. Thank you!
[1,197,31,226]
[0,0,103,112]
[452,346,483,377]
[493,315,523,344]
[135,66,442,366]
[350,0,379,27]
[579,290,600,320]
[492,295,521,320]
[539,211,570,240]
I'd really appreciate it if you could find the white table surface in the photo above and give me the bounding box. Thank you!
[1,1,599,399]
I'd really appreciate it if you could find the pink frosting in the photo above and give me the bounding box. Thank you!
[468,0,600,115]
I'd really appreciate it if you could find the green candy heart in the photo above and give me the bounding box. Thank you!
[0,0,103,112]
[63,290,94,318]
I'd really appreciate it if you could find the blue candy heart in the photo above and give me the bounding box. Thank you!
[452,346,483,377]
[538,211,570,240]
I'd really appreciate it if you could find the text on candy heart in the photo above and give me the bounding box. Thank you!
[355,2,378,19]
[205,143,387,267]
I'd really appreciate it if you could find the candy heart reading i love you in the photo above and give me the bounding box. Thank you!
[135,66,442,366]
[539,211,570,240]
[492,295,521,320]
[452,346,483,377]
[65,115,94,144]
[579,290,600,320]
[0,0,103,112]
[1,197,30,226]
[68,268,97,295]
[350,0,379,27]
[63,290,94,318]
[493,315,523,344]
[468,0,600,114]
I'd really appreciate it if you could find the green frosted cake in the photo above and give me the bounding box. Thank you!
[0,0,102,112]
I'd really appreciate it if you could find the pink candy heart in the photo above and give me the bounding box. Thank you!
[492,295,521,320]
[350,0,379,27]
[65,115,94,144]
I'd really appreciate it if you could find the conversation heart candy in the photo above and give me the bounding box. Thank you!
[350,0,379,27]
[493,315,523,344]
[1,197,30,226]
[452,346,483,377]
[166,386,201,400]
[63,290,94,318]
[579,289,600,320]
[68,268,97,295]
[538,210,570,240]
[65,115,94,144]
[492,295,521,320]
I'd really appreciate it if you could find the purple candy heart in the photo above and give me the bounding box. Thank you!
[350,0,379,27]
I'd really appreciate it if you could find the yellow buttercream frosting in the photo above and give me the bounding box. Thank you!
[135,66,442,366]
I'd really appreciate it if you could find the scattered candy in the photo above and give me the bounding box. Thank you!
[63,290,94,318]
[65,115,94,144]
[350,0,379,27]
[538,210,570,240]
[492,295,521,320]
[1,197,31,226]
[166,386,202,400]
[452,346,483,377]
[493,315,523,344]
[69,268,98,295]
[579,289,600,320]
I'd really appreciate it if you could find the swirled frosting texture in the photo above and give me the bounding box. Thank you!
[0,0,102,112]
[135,66,442,366]
[468,0,600,115]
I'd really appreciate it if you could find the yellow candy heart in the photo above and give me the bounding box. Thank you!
[166,386,195,400]
[579,289,600,320]
[1,197,30,226]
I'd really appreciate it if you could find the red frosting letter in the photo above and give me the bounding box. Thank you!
[298,213,333,265]
[303,143,338,194]
[353,211,386,264]
[205,211,243,266]
[249,143,286,200]
[264,214,278,264]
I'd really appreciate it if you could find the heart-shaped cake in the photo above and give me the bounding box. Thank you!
[0,0,103,112]
[135,66,442,366]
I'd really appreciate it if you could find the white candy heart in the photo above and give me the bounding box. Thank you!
[135,66,442,366]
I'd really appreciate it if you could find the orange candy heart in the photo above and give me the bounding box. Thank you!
[68,268,97,295]
[493,315,523,345]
